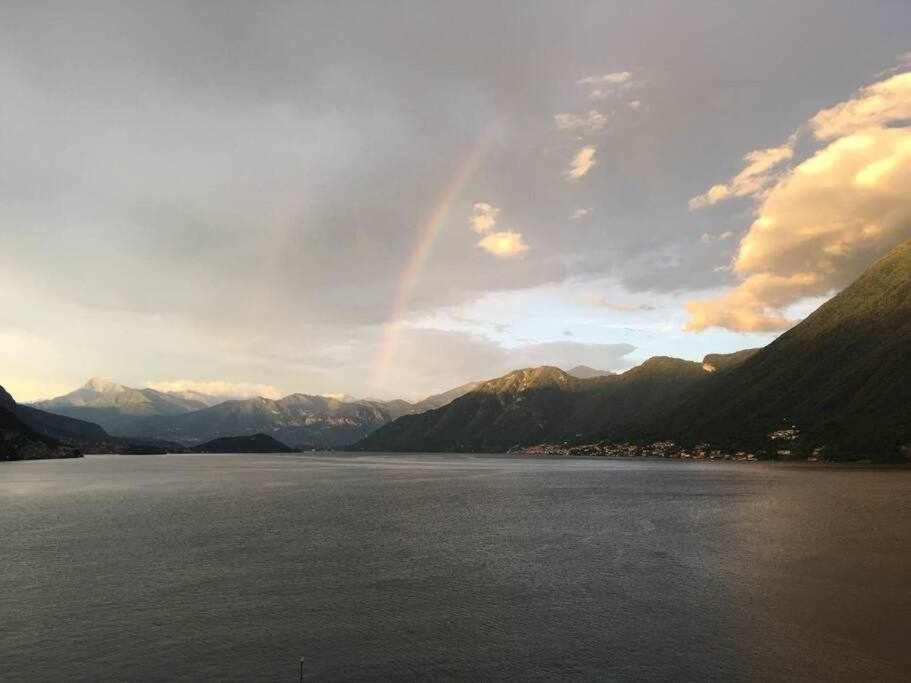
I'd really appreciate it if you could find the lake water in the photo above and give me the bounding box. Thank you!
[2,453,910,681]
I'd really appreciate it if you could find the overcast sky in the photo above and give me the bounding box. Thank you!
[2,1,909,402]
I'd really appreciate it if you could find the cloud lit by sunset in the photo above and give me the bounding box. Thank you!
[686,70,911,332]
[477,231,529,258]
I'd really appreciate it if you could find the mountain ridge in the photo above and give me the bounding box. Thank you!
[354,358,710,453]
[647,239,911,457]
[356,238,911,460]
[32,376,484,447]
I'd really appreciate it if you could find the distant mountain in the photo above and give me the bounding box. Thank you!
[355,359,709,453]
[1,385,81,461]
[352,382,483,420]
[131,393,398,447]
[652,239,911,459]
[409,381,483,412]
[30,373,484,446]
[33,377,210,434]
[190,433,295,453]
[16,403,109,444]
[13,396,182,454]
[566,365,614,379]
[165,390,227,407]
[28,377,485,448]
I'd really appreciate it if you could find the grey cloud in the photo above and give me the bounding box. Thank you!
[1,1,909,398]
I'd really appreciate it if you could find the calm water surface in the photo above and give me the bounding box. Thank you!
[2,453,910,681]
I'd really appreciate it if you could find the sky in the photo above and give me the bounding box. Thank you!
[1,1,909,402]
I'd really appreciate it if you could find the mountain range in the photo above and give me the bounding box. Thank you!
[356,239,911,462]
[3,384,186,456]
[32,378,212,433]
[26,377,484,449]
[354,357,714,453]
[7,239,909,462]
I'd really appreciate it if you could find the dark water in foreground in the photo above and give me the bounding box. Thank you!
[2,454,910,681]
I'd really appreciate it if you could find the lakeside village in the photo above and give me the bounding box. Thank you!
[513,427,839,463]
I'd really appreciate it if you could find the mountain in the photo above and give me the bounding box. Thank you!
[1,385,81,461]
[190,433,295,453]
[32,375,481,446]
[358,238,911,462]
[567,365,614,379]
[651,239,911,459]
[355,360,708,452]
[353,382,483,419]
[5,383,184,454]
[165,390,227,407]
[14,397,182,454]
[33,377,210,434]
[409,381,484,412]
[366,398,416,421]
[31,376,483,447]
[16,403,109,444]
[131,393,398,447]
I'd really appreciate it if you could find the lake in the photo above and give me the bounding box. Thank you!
[2,453,910,681]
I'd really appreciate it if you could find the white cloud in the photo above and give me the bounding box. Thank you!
[810,71,911,140]
[577,71,642,102]
[471,205,530,256]
[689,134,797,209]
[578,72,632,86]
[580,295,656,312]
[565,146,596,180]
[554,110,608,134]
[686,68,911,332]
[700,231,734,243]
[470,202,499,234]
[145,379,285,400]
[571,207,591,220]
[477,230,530,258]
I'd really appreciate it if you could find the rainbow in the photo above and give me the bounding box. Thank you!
[368,134,492,392]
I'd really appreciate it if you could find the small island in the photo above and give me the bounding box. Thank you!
[189,433,296,454]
